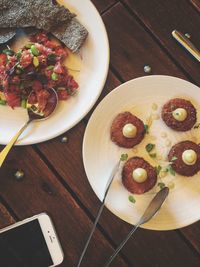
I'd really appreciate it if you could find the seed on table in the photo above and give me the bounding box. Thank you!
[185,33,191,39]
[144,65,152,73]
[14,170,24,180]
[61,136,68,143]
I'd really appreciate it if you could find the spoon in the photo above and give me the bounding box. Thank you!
[0,88,58,167]
[104,187,169,267]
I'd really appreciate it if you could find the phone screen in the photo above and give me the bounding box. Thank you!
[0,219,53,267]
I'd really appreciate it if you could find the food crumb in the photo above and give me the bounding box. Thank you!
[152,113,160,120]
[161,132,167,138]
[152,103,158,110]
[165,139,172,147]
[167,181,175,189]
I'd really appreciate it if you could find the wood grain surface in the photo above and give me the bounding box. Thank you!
[1,0,200,267]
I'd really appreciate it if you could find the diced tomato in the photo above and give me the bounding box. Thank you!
[53,62,64,74]
[5,92,20,108]
[67,75,79,90]
[11,76,20,84]
[45,40,59,49]
[30,32,49,44]
[37,89,50,112]
[55,47,68,59]
[32,80,43,92]
[0,54,7,65]
[28,92,37,104]
[9,85,21,94]
[20,50,33,68]
[57,90,69,100]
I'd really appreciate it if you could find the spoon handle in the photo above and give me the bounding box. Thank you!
[0,119,32,167]
[104,222,140,267]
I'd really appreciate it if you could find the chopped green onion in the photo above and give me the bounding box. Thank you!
[128,195,136,203]
[120,153,128,161]
[47,54,57,62]
[166,165,175,176]
[21,99,27,108]
[16,51,22,60]
[25,43,34,49]
[2,49,14,56]
[158,182,165,190]
[145,143,155,153]
[0,99,6,105]
[144,124,149,134]
[156,165,162,175]
[46,65,54,70]
[171,156,177,161]
[51,72,58,81]
[149,153,157,158]
[30,45,39,56]
[33,56,39,67]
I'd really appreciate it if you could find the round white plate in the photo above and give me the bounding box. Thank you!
[0,0,109,145]
[83,75,200,230]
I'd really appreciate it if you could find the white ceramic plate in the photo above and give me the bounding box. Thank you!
[0,0,109,145]
[83,75,200,230]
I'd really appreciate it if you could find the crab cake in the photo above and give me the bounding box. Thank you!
[111,112,145,148]
[168,141,200,176]
[122,157,157,194]
[161,98,197,131]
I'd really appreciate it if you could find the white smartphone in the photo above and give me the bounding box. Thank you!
[0,213,64,267]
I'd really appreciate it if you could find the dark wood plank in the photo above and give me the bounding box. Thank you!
[0,147,128,267]
[123,0,200,84]
[104,2,186,82]
[0,203,15,228]
[91,0,118,13]
[190,0,200,13]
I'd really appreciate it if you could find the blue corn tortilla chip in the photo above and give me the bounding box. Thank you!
[0,28,16,44]
[52,18,88,52]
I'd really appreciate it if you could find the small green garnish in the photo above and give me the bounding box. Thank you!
[171,156,178,161]
[2,49,14,56]
[128,195,136,203]
[158,182,165,190]
[16,50,22,60]
[21,99,27,108]
[25,43,34,49]
[156,165,162,175]
[51,72,58,81]
[30,45,39,56]
[120,153,128,161]
[0,99,6,105]
[194,123,200,129]
[166,165,176,176]
[145,143,155,153]
[46,65,54,70]
[149,153,157,158]
[144,124,149,134]
[47,54,57,62]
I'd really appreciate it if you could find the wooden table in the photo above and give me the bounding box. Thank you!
[1,0,200,266]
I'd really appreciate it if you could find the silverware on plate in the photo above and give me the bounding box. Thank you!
[104,186,169,267]
[76,160,121,267]
[172,30,200,62]
[0,88,58,167]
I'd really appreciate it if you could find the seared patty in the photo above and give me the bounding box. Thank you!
[110,112,145,148]
[161,98,197,131]
[168,141,200,176]
[122,157,157,194]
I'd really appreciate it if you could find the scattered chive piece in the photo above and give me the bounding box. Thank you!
[145,143,155,153]
[156,165,162,175]
[120,153,128,161]
[16,51,22,60]
[149,153,157,158]
[158,182,165,190]
[144,124,149,134]
[194,123,200,129]
[46,65,54,70]
[2,49,14,56]
[166,165,176,176]
[0,99,6,105]
[128,195,136,203]
[171,156,178,161]
[21,99,27,108]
